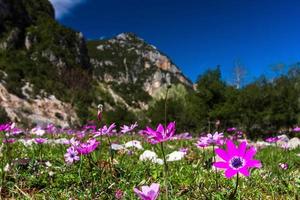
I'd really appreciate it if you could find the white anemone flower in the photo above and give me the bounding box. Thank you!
[31,127,45,136]
[111,143,126,151]
[166,151,186,162]
[125,140,143,150]
[19,139,34,147]
[139,150,163,165]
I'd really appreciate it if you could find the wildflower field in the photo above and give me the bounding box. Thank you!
[0,122,299,200]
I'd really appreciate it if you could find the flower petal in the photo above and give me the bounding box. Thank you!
[226,139,238,157]
[213,161,228,169]
[150,183,160,195]
[238,142,247,156]
[133,188,145,199]
[215,148,229,161]
[239,167,250,176]
[225,168,238,179]
[146,127,156,136]
[156,124,164,133]
[244,147,257,160]
[247,159,262,168]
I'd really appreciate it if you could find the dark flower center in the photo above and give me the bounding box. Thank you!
[70,153,76,158]
[230,157,244,169]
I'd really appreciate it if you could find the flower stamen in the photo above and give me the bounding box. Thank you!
[230,156,245,169]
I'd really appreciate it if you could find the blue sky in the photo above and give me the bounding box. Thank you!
[50,0,300,84]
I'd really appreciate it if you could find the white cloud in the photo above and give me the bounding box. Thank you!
[49,0,86,18]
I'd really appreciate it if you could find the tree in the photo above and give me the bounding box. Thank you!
[195,67,227,129]
[233,60,247,89]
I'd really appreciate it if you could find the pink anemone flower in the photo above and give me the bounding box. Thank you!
[279,163,288,170]
[76,139,100,155]
[265,137,279,143]
[134,183,160,200]
[196,136,210,148]
[207,132,224,145]
[143,122,176,144]
[120,122,138,134]
[34,138,47,144]
[64,146,80,165]
[213,139,262,178]
[93,123,117,137]
[293,127,300,132]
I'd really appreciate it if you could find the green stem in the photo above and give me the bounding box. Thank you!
[107,136,114,176]
[88,155,94,198]
[230,173,239,199]
[160,142,169,200]
[164,87,169,127]
[78,155,84,189]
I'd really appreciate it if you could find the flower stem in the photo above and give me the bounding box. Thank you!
[78,155,84,189]
[164,86,170,127]
[107,136,115,176]
[160,142,169,200]
[230,172,239,199]
[88,155,94,198]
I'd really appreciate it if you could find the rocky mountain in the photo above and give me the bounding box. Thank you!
[0,0,93,126]
[0,0,193,127]
[89,33,192,93]
[88,33,192,108]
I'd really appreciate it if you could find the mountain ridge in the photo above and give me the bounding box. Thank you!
[0,0,193,127]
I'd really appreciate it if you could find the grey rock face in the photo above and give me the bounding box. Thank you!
[89,33,192,98]
[0,83,79,127]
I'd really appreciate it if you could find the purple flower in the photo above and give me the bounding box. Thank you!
[279,163,288,170]
[213,140,262,178]
[293,127,300,132]
[196,136,210,148]
[143,122,176,144]
[10,128,23,136]
[115,189,124,199]
[76,131,86,139]
[265,137,279,143]
[94,123,117,137]
[207,132,224,145]
[76,139,100,155]
[82,124,97,132]
[64,146,80,165]
[46,124,57,134]
[69,137,80,146]
[0,123,16,134]
[120,122,138,134]
[134,183,160,200]
[3,138,16,143]
[171,132,192,140]
[179,148,189,154]
[227,127,237,132]
[196,132,224,147]
[34,138,47,144]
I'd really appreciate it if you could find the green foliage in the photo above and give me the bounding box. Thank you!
[111,82,151,107]
[103,105,137,127]
[148,85,205,133]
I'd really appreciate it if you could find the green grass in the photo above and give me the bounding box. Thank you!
[0,134,299,199]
